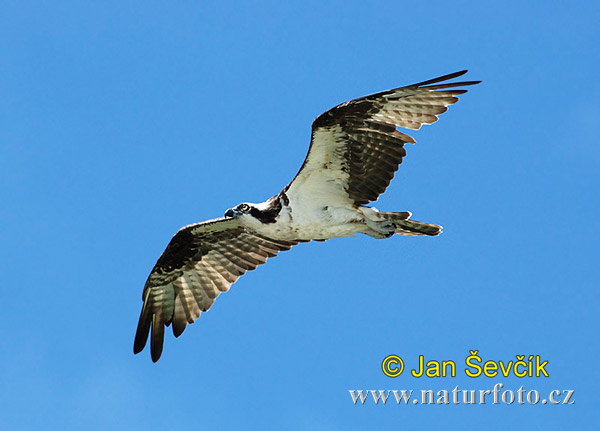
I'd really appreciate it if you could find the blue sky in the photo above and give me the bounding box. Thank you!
[1,1,598,429]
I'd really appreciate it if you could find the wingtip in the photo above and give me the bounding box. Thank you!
[134,311,165,362]
[453,69,469,77]
[411,70,482,89]
[133,331,149,355]
[172,321,186,338]
[133,318,151,356]
[150,314,165,362]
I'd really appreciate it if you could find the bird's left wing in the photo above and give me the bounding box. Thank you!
[133,217,297,362]
[285,70,480,206]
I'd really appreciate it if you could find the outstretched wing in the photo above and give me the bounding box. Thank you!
[133,217,297,362]
[285,70,480,205]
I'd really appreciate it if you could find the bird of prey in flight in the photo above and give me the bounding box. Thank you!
[134,70,480,362]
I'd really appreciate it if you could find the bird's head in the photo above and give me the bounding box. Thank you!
[224,202,254,219]
[224,197,282,225]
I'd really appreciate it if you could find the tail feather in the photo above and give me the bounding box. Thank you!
[394,219,442,236]
[379,211,442,236]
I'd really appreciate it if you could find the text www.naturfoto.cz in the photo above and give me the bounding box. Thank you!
[349,384,575,406]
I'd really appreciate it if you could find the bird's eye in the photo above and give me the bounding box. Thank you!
[240,204,250,212]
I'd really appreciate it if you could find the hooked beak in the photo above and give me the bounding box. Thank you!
[224,208,235,218]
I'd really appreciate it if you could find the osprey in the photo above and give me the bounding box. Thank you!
[134,70,480,361]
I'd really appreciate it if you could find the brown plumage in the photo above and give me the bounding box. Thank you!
[302,70,480,205]
[134,217,296,362]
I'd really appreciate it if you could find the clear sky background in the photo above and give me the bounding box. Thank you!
[1,1,598,430]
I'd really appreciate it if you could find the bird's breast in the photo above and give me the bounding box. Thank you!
[250,205,363,241]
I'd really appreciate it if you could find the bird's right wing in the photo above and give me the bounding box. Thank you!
[133,217,297,362]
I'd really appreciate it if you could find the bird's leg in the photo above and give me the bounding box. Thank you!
[364,218,396,239]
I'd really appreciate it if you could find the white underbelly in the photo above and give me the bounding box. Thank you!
[253,206,365,241]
